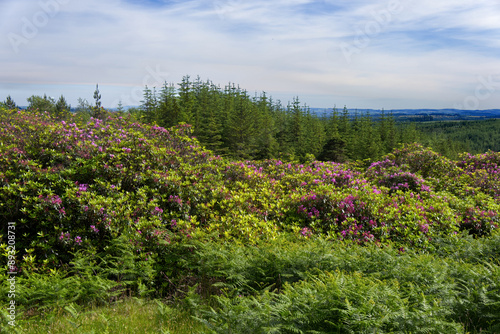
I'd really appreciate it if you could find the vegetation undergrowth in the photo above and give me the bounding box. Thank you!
[1,108,499,333]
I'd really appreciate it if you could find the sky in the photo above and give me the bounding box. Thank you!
[1,0,500,110]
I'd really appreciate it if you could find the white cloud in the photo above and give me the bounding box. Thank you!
[1,0,499,109]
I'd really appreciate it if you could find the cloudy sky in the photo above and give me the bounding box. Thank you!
[1,0,500,110]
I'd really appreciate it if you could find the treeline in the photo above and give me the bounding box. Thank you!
[1,94,72,120]
[7,77,498,162]
[0,79,421,162]
[417,119,500,158]
[129,76,422,162]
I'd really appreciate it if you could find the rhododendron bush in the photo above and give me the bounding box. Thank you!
[0,110,499,274]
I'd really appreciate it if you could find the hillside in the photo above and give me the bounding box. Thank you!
[1,109,499,333]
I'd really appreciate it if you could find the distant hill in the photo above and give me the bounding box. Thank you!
[310,108,500,122]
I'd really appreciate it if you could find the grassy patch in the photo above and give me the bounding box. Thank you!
[14,297,204,334]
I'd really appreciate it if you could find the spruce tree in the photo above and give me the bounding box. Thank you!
[226,90,258,159]
[157,82,180,128]
[317,137,347,162]
[254,92,278,159]
[140,86,158,124]
[54,95,71,120]
[196,81,224,154]
[327,106,340,139]
[3,95,18,110]
[117,101,125,114]
[178,76,195,125]
[92,84,103,119]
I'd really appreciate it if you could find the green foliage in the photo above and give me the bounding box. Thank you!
[10,297,205,333]
[192,235,499,333]
[0,109,499,332]
[27,94,56,113]
[2,95,18,110]
[131,77,424,162]
[54,95,71,120]
[417,119,500,156]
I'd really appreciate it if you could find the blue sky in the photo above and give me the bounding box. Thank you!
[1,0,500,109]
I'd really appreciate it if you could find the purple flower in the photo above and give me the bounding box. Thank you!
[300,227,312,237]
[419,224,429,234]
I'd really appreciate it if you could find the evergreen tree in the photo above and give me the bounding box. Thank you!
[226,91,258,159]
[140,86,158,124]
[317,137,347,162]
[379,109,397,154]
[254,92,278,159]
[92,84,104,119]
[402,122,419,144]
[3,95,18,110]
[197,81,224,154]
[117,101,125,114]
[359,112,381,160]
[54,95,71,120]
[346,110,360,160]
[304,107,326,159]
[178,76,195,125]
[288,97,307,160]
[327,106,340,139]
[157,82,180,128]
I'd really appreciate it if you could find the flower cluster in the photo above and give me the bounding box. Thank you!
[1,110,498,272]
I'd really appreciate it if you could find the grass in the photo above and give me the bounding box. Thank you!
[14,297,205,334]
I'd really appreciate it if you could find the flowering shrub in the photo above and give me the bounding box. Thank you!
[366,159,430,193]
[0,110,498,276]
